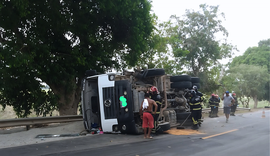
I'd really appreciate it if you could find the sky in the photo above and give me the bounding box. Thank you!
[151,0,270,61]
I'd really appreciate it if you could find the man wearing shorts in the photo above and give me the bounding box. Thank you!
[221,91,235,123]
[139,92,158,139]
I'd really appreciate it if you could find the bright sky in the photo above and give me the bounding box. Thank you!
[151,0,270,59]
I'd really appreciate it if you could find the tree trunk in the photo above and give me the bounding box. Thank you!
[48,78,82,116]
[246,97,250,108]
[253,95,258,109]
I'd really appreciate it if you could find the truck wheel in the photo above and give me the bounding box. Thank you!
[191,77,200,83]
[192,83,200,89]
[170,75,191,82]
[171,81,192,89]
[159,122,170,131]
[143,68,165,78]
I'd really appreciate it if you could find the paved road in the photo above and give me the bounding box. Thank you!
[1,109,269,156]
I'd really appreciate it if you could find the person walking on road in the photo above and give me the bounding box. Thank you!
[139,92,158,139]
[221,91,235,123]
[230,93,238,116]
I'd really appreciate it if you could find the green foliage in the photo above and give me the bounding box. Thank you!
[133,14,168,70]
[167,4,235,76]
[159,4,235,95]
[230,39,270,72]
[221,64,269,108]
[229,39,270,101]
[0,0,154,117]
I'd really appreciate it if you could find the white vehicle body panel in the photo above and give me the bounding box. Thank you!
[98,75,118,132]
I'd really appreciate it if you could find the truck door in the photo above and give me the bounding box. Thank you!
[98,75,118,132]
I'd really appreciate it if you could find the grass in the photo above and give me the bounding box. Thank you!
[247,100,269,109]
[0,105,60,120]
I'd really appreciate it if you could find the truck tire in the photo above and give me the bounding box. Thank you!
[171,81,192,89]
[170,75,191,82]
[191,77,200,83]
[143,68,165,78]
[192,83,200,89]
[159,122,170,131]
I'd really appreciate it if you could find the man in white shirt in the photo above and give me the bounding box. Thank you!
[221,91,235,123]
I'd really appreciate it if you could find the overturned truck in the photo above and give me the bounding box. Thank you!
[81,68,201,134]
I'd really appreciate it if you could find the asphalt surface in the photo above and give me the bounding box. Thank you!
[1,109,269,156]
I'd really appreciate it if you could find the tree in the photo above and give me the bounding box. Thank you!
[0,0,154,116]
[222,64,269,108]
[132,18,186,75]
[229,39,270,101]
[164,4,235,93]
[133,14,169,70]
[230,40,270,72]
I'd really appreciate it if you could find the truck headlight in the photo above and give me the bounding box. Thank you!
[108,75,115,81]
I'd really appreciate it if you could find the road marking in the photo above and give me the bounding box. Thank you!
[201,129,238,140]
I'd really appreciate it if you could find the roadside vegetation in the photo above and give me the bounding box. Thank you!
[0,1,269,118]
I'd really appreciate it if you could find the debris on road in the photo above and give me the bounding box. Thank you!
[164,128,205,135]
[36,134,80,138]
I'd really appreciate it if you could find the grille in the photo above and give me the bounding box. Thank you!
[103,87,117,119]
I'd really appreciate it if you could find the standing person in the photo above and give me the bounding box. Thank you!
[209,94,216,118]
[189,86,204,130]
[230,93,238,116]
[214,94,220,117]
[193,86,204,126]
[139,92,158,139]
[221,91,235,123]
[149,86,162,134]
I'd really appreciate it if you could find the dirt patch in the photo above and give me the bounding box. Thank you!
[164,128,205,135]
[0,105,17,119]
